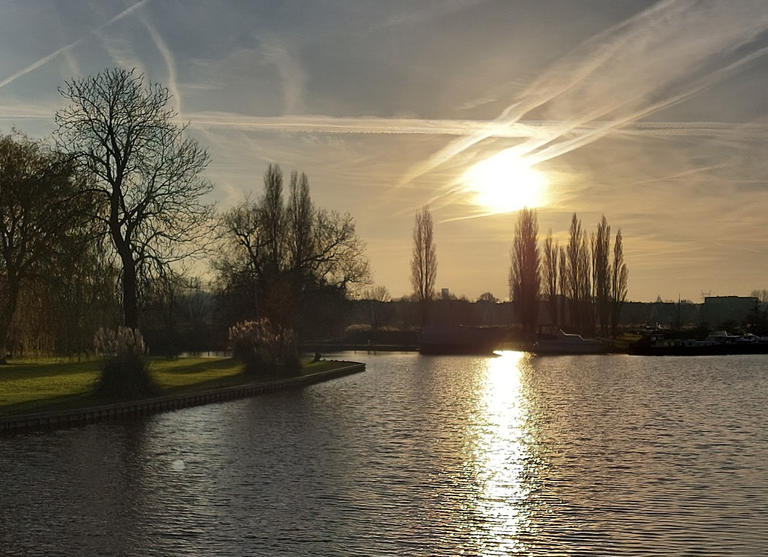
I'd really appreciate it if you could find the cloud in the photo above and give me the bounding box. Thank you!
[398,0,768,186]
[0,0,151,91]
[138,14,182,118]
[375,0,489,30]
[258,35,307,115]
[95,32,146,77]
[183,110,768,140]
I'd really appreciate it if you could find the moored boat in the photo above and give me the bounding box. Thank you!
[419,325,500,355]
[629,332,768,356]
[532,325,608,355]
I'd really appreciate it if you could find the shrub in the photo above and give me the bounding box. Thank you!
[228,318,300,376]
[93,327,156,398]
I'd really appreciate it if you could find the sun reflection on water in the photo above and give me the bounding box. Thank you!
[469,350,537,554]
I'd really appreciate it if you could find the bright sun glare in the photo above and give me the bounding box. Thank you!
[462,151,548,214]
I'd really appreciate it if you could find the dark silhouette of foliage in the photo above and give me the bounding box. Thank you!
[229,319,300,376]
[477,292,498,303]
[93,327,155,398]
[0,131,94,358]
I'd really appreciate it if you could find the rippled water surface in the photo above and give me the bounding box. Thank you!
[2,352,768,555]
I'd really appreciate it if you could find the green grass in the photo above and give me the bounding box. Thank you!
[0,356,353,417]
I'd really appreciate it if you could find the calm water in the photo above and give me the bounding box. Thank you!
[2,352,767,555]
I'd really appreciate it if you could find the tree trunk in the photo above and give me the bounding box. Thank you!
[0,277,20,360]
[121,251,139,329]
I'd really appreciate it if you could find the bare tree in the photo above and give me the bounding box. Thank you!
[566,214,594,334]
[55,68,214,329]
[558,245,568,328]
[542,229,559,327]
[509,208,540,336]
[611,229,628,335]
[218,165,369,335]
[566,214,583,332]
[592,215,611,336]
[361,285,392,342]
[0,132,92,358]
[218,195,265,317]
[579,228,593,334]
[287,170,315,282]
[750,289,768,303]
[262,163,286,278]
[411,206,437,325]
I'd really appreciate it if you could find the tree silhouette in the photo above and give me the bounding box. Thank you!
[542,229,559,327]
[477,292,498,303]
[510,208,540,336]
[219,164,369,337]
[56,68,214,329]
[410,206,437,326]
[592,215,611,336]
[361,285,392,343]
[611,228,628,334]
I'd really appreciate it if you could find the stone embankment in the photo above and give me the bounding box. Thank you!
[1,362,364,435]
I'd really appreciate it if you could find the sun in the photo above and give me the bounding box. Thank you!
[461,150,548,214]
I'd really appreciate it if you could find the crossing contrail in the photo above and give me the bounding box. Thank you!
[0,0,151,90]
[398,0,768,187]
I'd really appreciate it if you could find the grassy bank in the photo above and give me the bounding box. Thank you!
[0,357,345,417]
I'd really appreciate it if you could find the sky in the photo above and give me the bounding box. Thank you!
[2,0,768,302]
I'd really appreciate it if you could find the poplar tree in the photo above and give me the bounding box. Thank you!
[510,208,540,336]
[558,245,568,329]
[566,214,583,332]
[578,228,593,334]
[592,215,612,336]
[542,229,559,327]
[611,229,629,334]
[411,206,437,325]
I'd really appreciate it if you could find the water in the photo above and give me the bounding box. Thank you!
[2,352,767,555]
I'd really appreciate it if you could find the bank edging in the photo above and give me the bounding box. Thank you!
[0,362,364,435]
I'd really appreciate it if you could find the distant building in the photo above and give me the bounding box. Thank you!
[440,288,450,300]
[701,296,757,326]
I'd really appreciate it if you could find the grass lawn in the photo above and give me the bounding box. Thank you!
[0,356,351,417]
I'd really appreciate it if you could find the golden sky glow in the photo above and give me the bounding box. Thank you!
[3,1,768,301]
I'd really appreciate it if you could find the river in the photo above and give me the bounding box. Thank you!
[1,352,767,555]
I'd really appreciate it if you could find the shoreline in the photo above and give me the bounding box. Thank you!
[0,361,364,435]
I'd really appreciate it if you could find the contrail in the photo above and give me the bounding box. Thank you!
[398,0,768,189]
[5,102,768,141]
[184,111,768,139]
[0,0,151,90]
[396,0,683,187]
[139,14,182,118]
[527,42,768,166]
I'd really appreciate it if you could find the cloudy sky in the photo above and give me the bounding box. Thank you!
[3,0,768,302]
